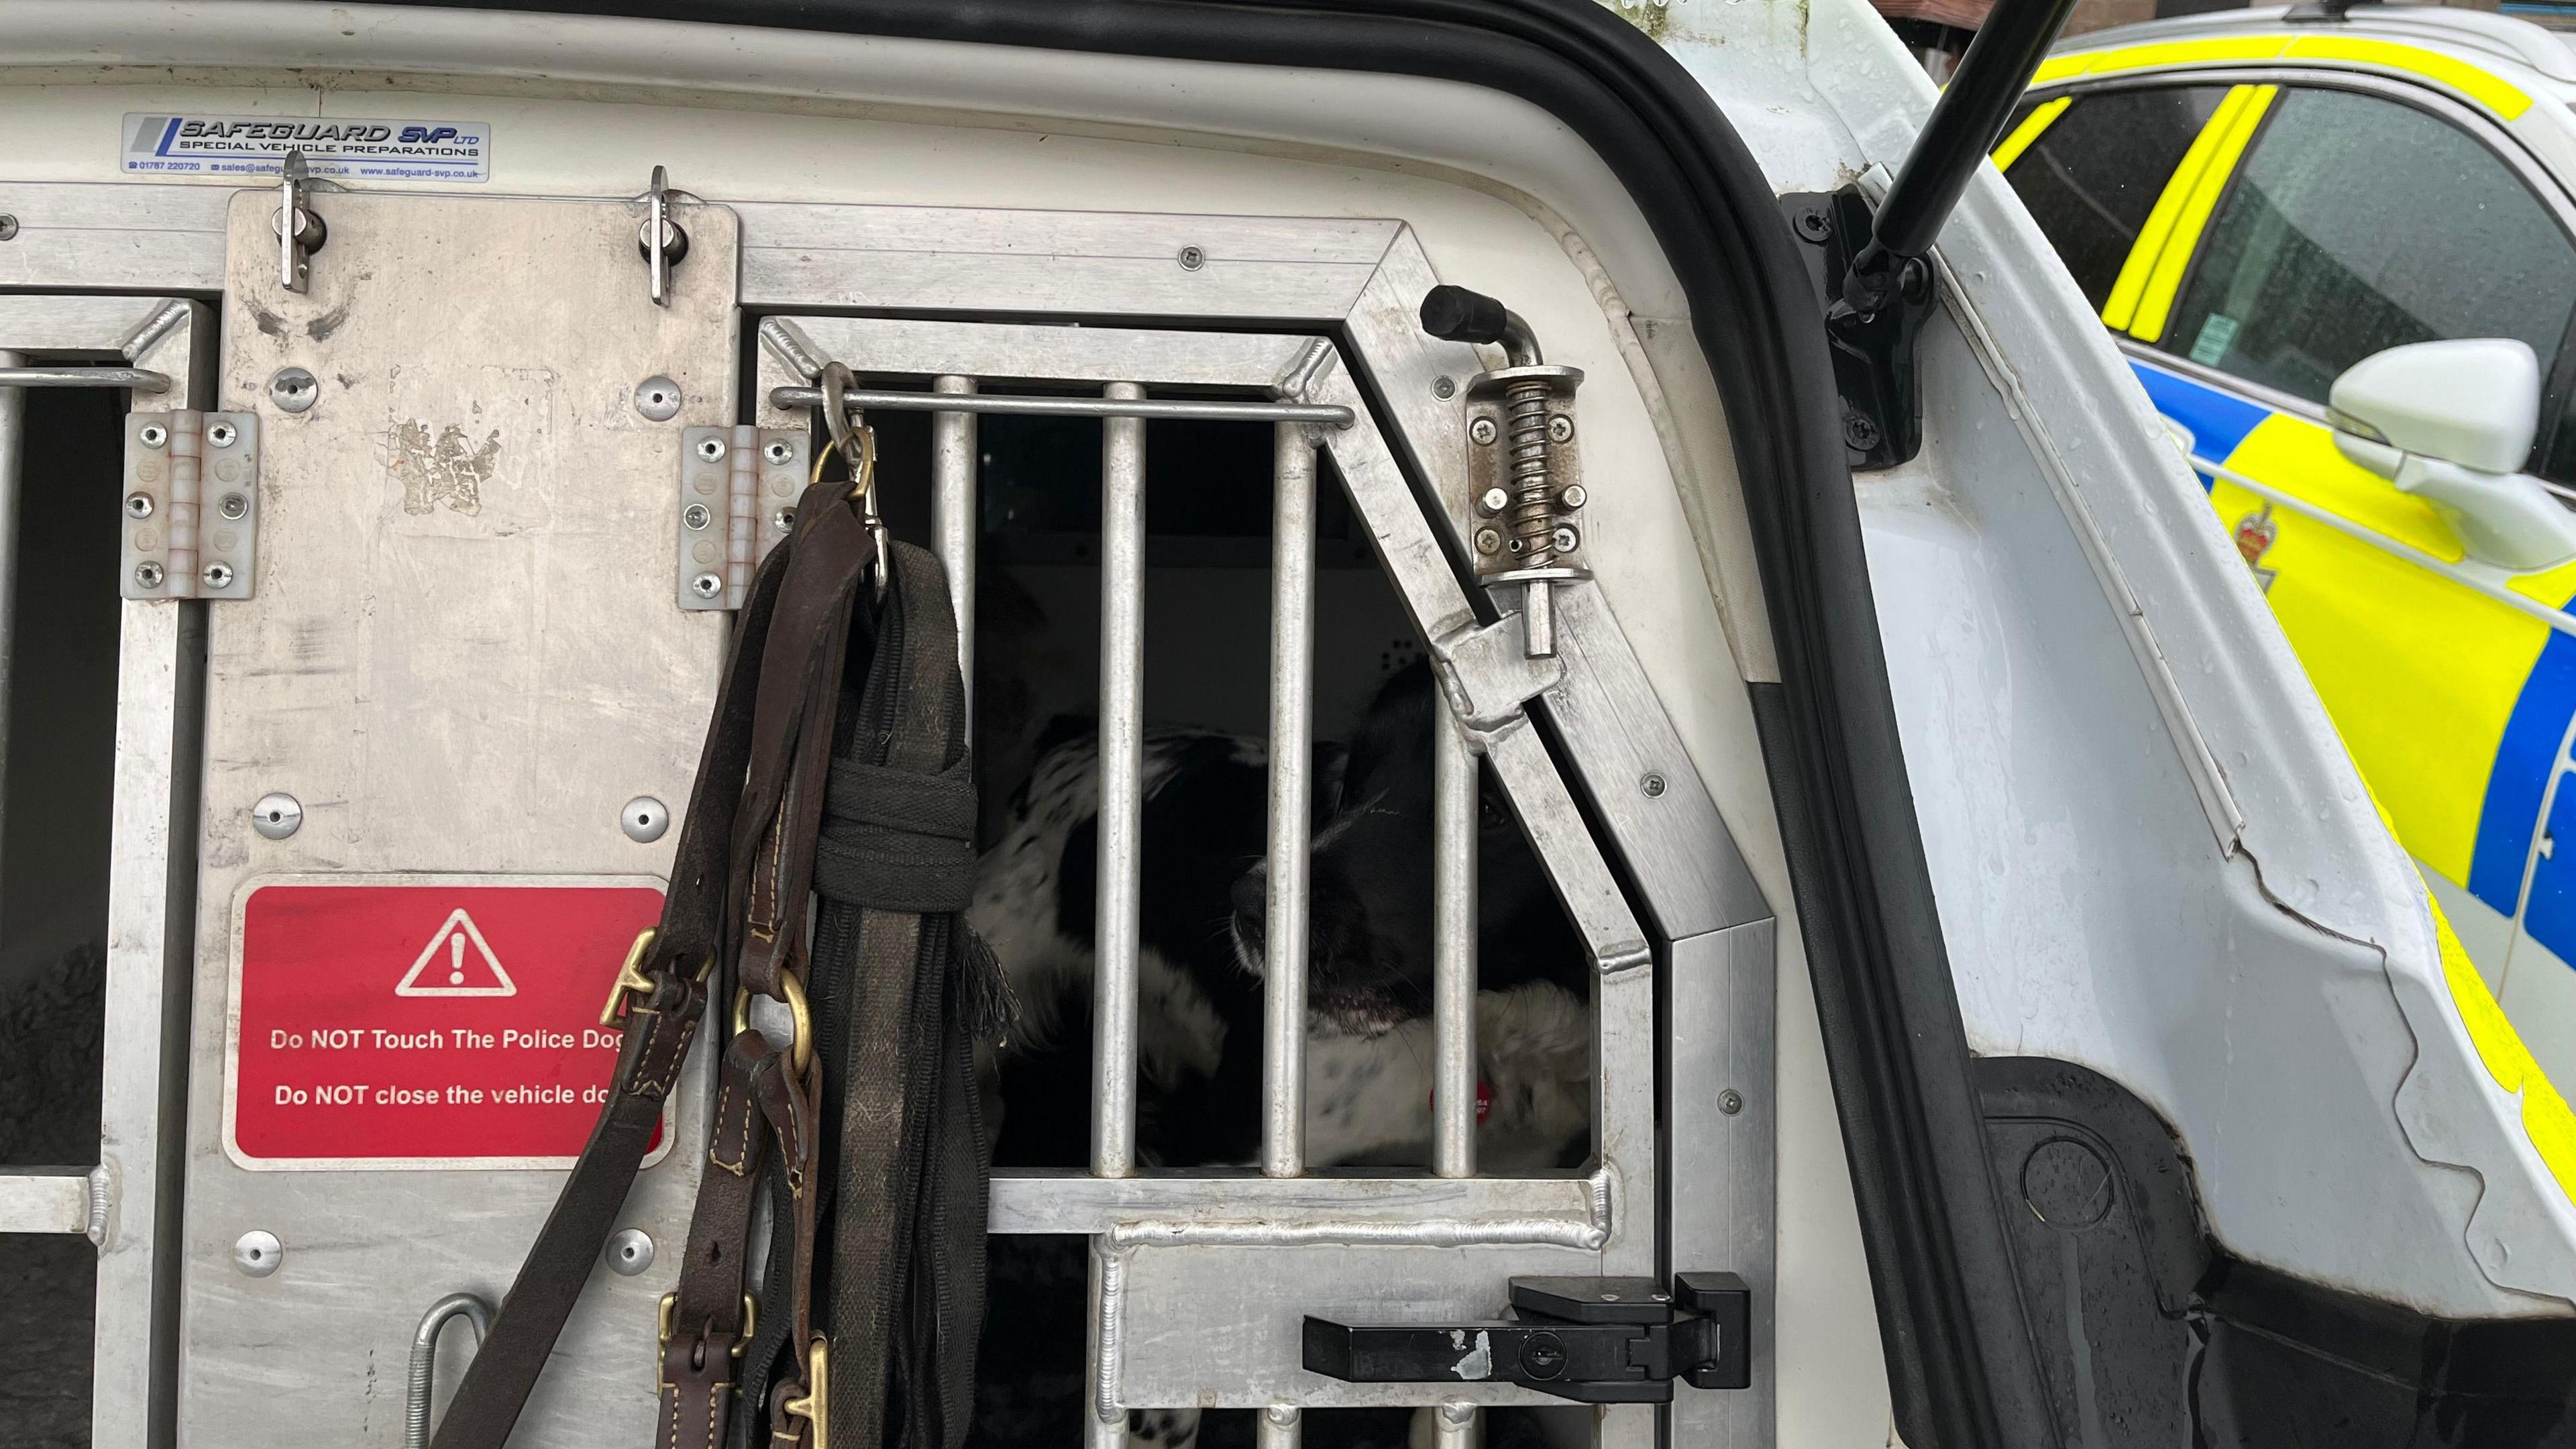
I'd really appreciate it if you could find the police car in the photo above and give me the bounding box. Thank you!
[2002,0,2576,1083]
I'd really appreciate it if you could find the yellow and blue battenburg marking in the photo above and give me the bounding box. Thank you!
[2132,357,2576,951]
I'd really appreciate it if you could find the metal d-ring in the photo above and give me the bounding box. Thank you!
[733,970,813,1077]
[406,1291,494,1449]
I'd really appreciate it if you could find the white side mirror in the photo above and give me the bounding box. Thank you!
[2328,339,2576,571]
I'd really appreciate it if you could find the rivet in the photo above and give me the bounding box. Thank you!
[1266,1405,1300,1429]
[1559,484,1587,510]
[606,1228,655,1276]
[1478,487,1510,516]
[268,367,318,414]
[1641,772,1666,798]
[1719,1088,1743,1116]
[125,493,156,520]
[133,560,164,589]
[691,573,722,600]
[207,421,238,448]
[1468,417,1498,446]
[1548,414,1574,443]
[202,562,234,590]
[762,439,794,465]
[621,796,669,843]
[1432,376,1457,400]
[1177,244,1206,271]
[694,435,727,463]
[233,1230,284,1277]
[138,423,168,449]
[252,792,303,840]
[634,375,683,423]
[682,502,712,531]
[220,492,250,521]
[0,215,17,242]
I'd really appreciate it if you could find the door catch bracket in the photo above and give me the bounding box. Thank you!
[1302,1273,1751,1404]
[639,165,692,307]
[276,150,328,294]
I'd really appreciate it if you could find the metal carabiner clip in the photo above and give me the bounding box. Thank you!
[815,362,890,600]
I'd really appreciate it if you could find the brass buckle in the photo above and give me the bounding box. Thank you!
[731,970,814,1077]
[657,1291,757,1387]
[782,1338,828,1446]
[598,928,661,1028]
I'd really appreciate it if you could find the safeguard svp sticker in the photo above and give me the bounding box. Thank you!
[123,113,490,182]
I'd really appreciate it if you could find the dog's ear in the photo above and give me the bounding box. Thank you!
[1340,659,1437,792]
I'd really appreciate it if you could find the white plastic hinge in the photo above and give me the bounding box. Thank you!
[678,426,808,610]
[122,410,258,601]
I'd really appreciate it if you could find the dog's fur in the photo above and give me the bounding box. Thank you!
[964,665,1594,1449]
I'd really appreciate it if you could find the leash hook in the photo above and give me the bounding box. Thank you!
[816,362,890,600]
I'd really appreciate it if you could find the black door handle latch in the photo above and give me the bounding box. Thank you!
[1302,1273,1751,1404]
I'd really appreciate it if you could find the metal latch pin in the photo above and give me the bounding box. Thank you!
[638,165,692,307]
[275,150,327,294]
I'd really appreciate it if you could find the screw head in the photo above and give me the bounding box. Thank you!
[233,1230,284,1278]
[1719,1088,1745,1116]
[1842,410,1882,452]
[1548,414,1574,443]
[1474,527,1503,555]
[138,423,168,449]
[606,1228,656,1277]
[202,561,234,589]
[267,367,319,413]
[690,572,723,600]
[763,439,794,465]
[682,502,712,531]
[694,435,727,463]
[1641,772,1667,798]
[252,792,303,839]
[1468,417,1498,446]
[219,492,249,520]
[268,367,318,413]
[1478,486,1511,515]
[0,215,17,242]
[1794,208,1833,244]
[1552,525,1580,553]
[621,796,670,843]
[635,375,683,423]
[125,492,156,520]
[772,506,796,532]
[1177,244,1206,271]
[207,422,238,448]
[1432,375,1457,400]
[1558,484,1587,509]
[133,560,164,589]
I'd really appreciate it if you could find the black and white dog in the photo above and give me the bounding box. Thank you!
[964,662,1594,1449]
[969,660,1593,1172]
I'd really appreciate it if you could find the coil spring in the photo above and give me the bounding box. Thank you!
[1505,376,1555,567]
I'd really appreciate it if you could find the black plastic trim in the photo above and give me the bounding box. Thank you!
[372,3,2055,1442]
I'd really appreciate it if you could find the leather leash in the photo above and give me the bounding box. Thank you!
[431,421,998,1449]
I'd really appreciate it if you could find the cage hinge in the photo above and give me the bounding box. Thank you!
[1303,1273,1752,1404]
[677,426,808,610]
[122,410,259,600]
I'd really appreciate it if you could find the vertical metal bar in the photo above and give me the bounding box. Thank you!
[1093,381,1148,1179]
[1260,1404,1302,1449]
[932,376,978,724]
[0,349,21,900]
[1432,712,1479,1179]
[1436,1401,1481,1449]
[1261,425,1317,1178]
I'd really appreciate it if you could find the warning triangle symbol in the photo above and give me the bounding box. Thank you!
[394,908,518,998]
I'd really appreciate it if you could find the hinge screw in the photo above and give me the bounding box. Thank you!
[125,493,155,520]
[763,439,794,465]
[691,573,723,600]
[207,422,238,448]
[772,507,796,532]
[133,561,164,589]
[694,435,727,462]
[682,502,712,531]
[219,493,249,521]
[138,424,168,449]
[202,562,233,590]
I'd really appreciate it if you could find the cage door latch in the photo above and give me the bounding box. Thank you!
[1301,1272,1751,1404]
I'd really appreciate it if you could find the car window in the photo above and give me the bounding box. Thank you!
[2002,85,2231,312]
[2163,87,2576,438]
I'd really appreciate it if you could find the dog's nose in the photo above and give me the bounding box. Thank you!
[1230,864,1267,924]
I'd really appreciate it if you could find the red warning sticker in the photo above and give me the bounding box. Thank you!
[225,877,669,1169]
